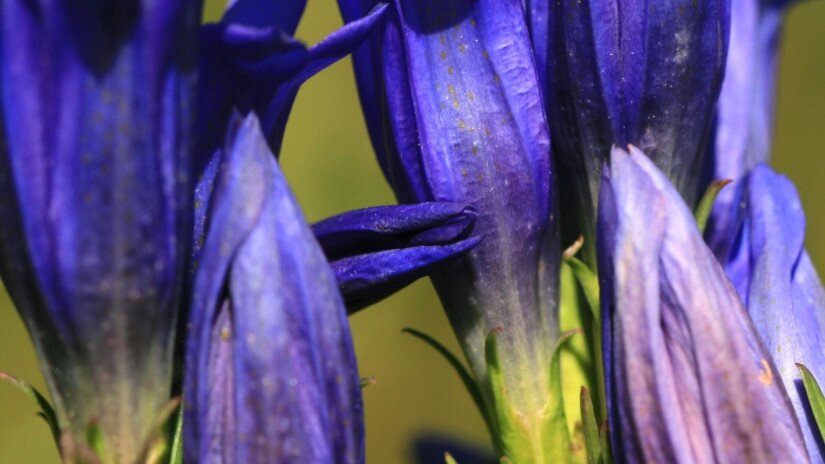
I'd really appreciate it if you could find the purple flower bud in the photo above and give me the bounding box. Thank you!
[0,1,200,459]
[598,146,808,463]
[715,165,825,461]
[185,114,363,463]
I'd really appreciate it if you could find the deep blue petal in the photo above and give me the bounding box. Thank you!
[312,202,476,259]
[719,165,825,461]
[0,0,199,457]
[185,114,363,463]
[260,2,389,155]
[372,0,558,417]
[530,0,729,238]
[198,2,387,168]
[331,237,480,313]
[598,147,807,463]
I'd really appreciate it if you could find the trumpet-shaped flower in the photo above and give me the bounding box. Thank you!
[338,0,558,425]
[527,0,729,239]
[185,114,363,463]
[598,146,808,462]
[0,0,200,459]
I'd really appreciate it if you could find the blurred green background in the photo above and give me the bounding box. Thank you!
[1,1,825,462]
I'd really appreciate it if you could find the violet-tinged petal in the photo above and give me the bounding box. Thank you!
[0,0,199,459]
[337,0,392,183]
[198,2,388,168]
[331,237,480,313]
[360,0,558,418]
[185,114,363,463]
[720,165,825,461]
[598,147,807,463]
[312,202,476,259]
[530,0,729,238]
[313,202,479,312]
[260,2,389,154]
[706,0,793,252]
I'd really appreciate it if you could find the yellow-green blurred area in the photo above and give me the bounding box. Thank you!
[1,1,825,462]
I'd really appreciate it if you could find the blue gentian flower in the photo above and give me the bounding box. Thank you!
[598,146,808,463]
[527,0,729,239]
[185,113,363,463]
[338,0,558,428]
[699,0,825,459]
[195,0,474,309]
[0,0,200,460]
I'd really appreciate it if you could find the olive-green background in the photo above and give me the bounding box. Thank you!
[1,1,824,462]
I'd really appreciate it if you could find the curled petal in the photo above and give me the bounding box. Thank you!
[331,237,480,313]
[312,202,476,259]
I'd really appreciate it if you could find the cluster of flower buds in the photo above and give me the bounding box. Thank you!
[0,0,823,463]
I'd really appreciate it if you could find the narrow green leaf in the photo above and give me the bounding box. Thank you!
[403,328,495,441]
[599,421,613,464]
[444,451,459,464]
[138,396,182,464]
[564,257,600,321]
[0,371,61,448]
[797,363,825,441]
[168,403,184,464]
[694,179,732,233]
[580,387,601,464]
[541,329,582,464]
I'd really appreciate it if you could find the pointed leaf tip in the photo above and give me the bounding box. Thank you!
[581,386,602,464]
[0,371,61,448]
[797,363,825,443]
[695,179,733,233]
[403,327,494,440]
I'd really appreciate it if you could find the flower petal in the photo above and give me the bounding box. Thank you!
[0,0,199,457]
[598,147,807,463]
[720,165,825,460]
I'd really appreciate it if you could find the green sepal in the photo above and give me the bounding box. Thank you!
[444,451,459,464]
[137,397,182,464]
[797,363,825,442]
[562,257,600,322]
[561,247,606,422]
[485,328,581,463]
[599,421,613,464]
[694,179,732,233]
[85,421,107,462]
[168,402,184,464]
[545,329,583,463]
[0,371,61,448]
[403,328,496,441]
[580,387,601,464]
